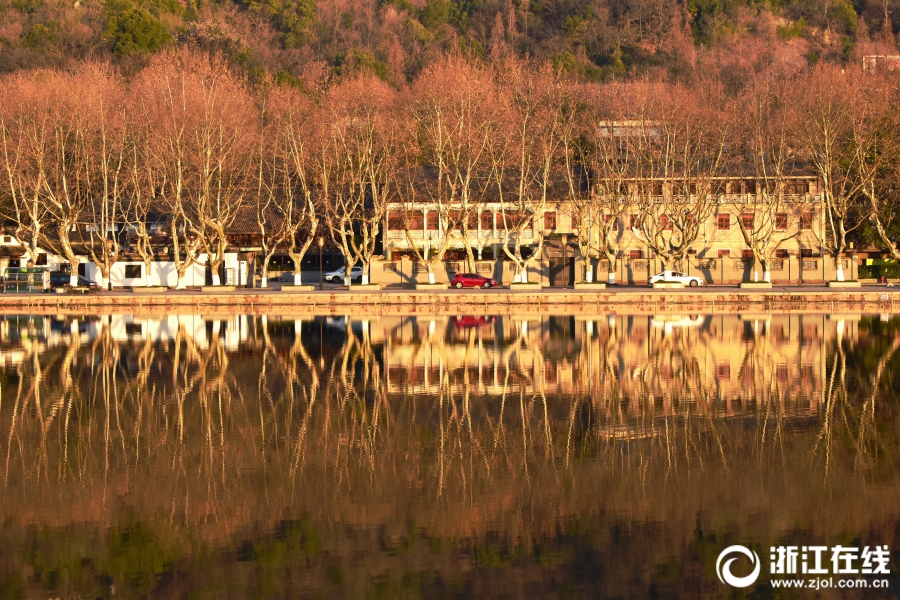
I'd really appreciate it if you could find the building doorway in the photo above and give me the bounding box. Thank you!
[548,258,574,287]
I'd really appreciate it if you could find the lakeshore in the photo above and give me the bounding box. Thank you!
[1,284,898,316]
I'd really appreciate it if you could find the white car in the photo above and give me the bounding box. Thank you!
[324,266,363,283]
[648,270,704,287]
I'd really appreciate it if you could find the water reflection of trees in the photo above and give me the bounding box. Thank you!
[0,313,898,597]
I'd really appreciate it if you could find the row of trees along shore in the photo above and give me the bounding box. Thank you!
[2,51,900,288]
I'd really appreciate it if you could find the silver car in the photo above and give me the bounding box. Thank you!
[324,265,363,283]
[648,270,704,287]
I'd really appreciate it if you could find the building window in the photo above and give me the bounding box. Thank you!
[544,211,557,230]
[630,215,640,230]
[604,214,618,231]
[125,264,142,279]
[741,213,755,230]
[660,215,673,230]
[1,236,10,243]
[570,211,582,230]
[800,212,814,230]
[480,211,494,231]
[717,364,731,379]
[718,249,731,258]
[741,249,754,259]
[786,181,809,195]
[35,253,47,266]
[499,211,522,230]
[775,249,790,258]
[426,211,439,231]
[406,210,424,230]
[775,213,788,230]
[387,211,404,231]
[717,214,730,230]
[629,250,643,259]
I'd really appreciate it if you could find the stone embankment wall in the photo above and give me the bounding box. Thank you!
[0,289,897,317]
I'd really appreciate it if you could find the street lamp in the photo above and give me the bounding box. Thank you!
[318,236,324,290]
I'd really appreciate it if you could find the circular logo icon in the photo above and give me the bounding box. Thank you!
[716,545,761,588]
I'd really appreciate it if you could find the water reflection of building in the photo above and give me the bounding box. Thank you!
[0,312,858,422]
[378,313,857,420]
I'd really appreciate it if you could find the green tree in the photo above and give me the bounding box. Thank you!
[104,8,171,55]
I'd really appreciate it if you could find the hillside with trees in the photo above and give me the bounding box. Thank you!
[0,0,897,86]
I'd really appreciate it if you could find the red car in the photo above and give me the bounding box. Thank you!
[451,316,495,328]
[451,273,498,289]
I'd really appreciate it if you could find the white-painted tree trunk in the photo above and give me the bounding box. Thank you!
[97,274,107,290]
[428,271,435,284]
[211,273,221,286]
[607,271,616,284]
[144,270,152,287]
[260,276,268,288]
[175,273,187,290]
[836,264,845,281]
[763,270,771,282]
[69,274,79,287]
[362,274,369,285]
[344,275,352,286]
[585,266,593,283]
[294,273,303,286]
[519,269,528,283]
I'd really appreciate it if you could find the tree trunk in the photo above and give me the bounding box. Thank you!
[294,272,303,286]
[211,273,221,286]
[69,273,79,287]
[585,262,593,283]
[760,259,771,282]
[361,263,370,285]
[464,243,477,272]
[427,264,435,285]
[835,255,845,281]
[607,259,616,284]
[144,261,152,287]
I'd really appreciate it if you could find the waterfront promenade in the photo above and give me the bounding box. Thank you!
[1,284,899,316]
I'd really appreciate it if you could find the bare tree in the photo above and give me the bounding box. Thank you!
[3,68,107,285]
[401,57,497,284]
[792,65,871,281]
[81,66,129,290]
[131,54,201,289]
[321,75,399,286]
[846,69,900,262]
[0,71,53,269]
[491,61,574,284]
[574,84,640,284]
[627,83,729,273]
[731,72,809,282]
[124,117,164,288]
[275,87,321,287]
[253,95,291,289]
[132,52,256,287]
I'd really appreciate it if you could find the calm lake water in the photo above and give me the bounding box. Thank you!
[0,312,898,599]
